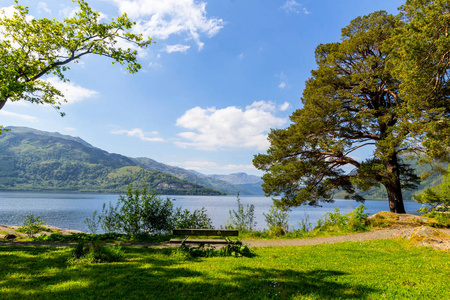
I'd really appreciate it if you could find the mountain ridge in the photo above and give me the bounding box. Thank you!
[0,126,263,195]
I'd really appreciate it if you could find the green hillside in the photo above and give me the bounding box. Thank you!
[131,157,265,195]
[334,158,446,200]
[0,127,223,195]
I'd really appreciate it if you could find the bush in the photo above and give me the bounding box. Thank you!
[347,204,369,231]
[18,214,47,238]
[226,194,256,232]
[99,202,121,233]
[314,204,369,233]
[84,210,100,234]
[173,207,213,229]
[178,240,254,258]
[87,186,214,236]
[96,186,174,235]
[264,205,289,236]
[68,241,124,264]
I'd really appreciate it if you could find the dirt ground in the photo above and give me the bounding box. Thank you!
[1,223,449,250]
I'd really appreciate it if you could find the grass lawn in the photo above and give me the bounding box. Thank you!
[0,239,449,299]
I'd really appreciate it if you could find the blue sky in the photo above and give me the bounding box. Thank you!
[0,0,402,176]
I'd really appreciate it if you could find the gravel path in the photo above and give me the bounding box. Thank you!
[241,228,404,247]
[2,224,449,249]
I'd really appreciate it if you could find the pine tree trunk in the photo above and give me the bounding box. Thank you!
[384,153,406,214]
[0,100,6,110]
[385,179,406,213]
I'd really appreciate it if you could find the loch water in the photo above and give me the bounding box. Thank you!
[0,192,422,233]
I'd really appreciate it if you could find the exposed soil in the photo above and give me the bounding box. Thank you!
[1,213,449,250]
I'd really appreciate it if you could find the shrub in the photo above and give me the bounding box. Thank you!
[90,186,214,236]
[140,190,174,234]
[68,241,124,264]
[314,205,369,233]
[315,208,348,231]
[347,204,369,231]
[97,185,174,235]
[18,214,47,238]
[84,210,100,234]
[99,202,121,233]
[178,240,254,258]
[295,214,312,233]
[226,193,256,232]
[173,207,213,229]
[264,205,289,236]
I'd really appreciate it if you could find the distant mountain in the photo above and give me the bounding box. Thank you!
[333,158,446,200]
[0,127,223,195]
[130,157,237,194]
[211,173,264,195]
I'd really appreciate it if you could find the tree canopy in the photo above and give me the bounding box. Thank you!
[254,11,428,213]
[0,0,152,133]
[389,0,450,162]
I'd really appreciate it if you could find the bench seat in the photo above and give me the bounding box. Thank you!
[170,228,239,246]
[169,238,231,244]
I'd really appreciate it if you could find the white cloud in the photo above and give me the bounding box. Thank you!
[164,44,191,53]
[0,5,16,18]
[46,77,98,104]
[238,53,244,60]
[277,72,288,89]
[111,128,164,142]
[175,101,287,151]
[109,0,224,50]
[148,61,162,69]
[59,6,78,18]
[0,110,39,122]
[279,102,291,111]
[171,160,257,173]
[281,0,310,15]
[38,2,51,14]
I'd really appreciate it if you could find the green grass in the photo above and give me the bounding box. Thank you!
[0,239,449,299]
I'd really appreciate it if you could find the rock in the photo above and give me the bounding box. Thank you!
[368,211,443,227]
[406,226,450,250]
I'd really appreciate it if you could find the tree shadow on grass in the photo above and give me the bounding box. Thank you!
[0,245,378,299]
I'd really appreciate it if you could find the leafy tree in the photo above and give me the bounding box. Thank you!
[253,11,421,213]
[414,166,450,212]
[0,0,152,133]
[388,0,450,162]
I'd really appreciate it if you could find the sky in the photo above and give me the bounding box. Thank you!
[0,0,403,176]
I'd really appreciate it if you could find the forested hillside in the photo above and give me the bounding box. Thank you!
[0,127,223,195]
[334,158,446,200]
[132,158,263,195]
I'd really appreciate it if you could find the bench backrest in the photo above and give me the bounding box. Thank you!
[173,229,239,236]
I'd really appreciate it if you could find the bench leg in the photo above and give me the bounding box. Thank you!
[181,236,190,246]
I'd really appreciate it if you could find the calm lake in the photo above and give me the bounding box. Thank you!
[0,192,423,232]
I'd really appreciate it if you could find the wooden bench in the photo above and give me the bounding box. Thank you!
[170,229,239,246]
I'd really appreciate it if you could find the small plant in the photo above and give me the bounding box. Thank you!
[264,204,290,236]
[178,240,254,258]
[68,241,124,264]
[296,214,312,233]
[172,207,213,229]
[18,214,47,238]
[99,202,121,233]
[313,205,370,233]
[84,210,100,234]
[347,204,369,231]
[226,193,256,232]
[315,208,348,231]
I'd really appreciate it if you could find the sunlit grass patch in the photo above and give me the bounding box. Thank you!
[0,240,448,299]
